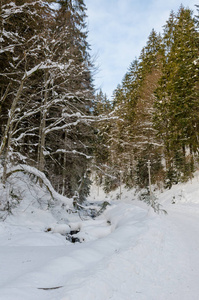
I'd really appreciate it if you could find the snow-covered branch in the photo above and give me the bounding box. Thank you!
[50,149,92,160]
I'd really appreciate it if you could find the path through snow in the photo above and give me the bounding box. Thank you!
[164,203,199,299]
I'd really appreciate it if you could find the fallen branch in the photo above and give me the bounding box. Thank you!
[4,165,58,201]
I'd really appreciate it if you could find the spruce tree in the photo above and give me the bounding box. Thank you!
[153,6,199,185]
[42,0,95,199]
[0,0,95,201]
[105,30,164,190]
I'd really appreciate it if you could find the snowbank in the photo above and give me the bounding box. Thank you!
[1,171,199,299]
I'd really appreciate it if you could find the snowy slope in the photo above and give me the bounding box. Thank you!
[0,172,199,300]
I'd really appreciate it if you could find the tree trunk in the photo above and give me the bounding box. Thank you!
[2,123,13,185]
[38,71,49,174]
[0,80,24,157]
[62,131,67,195]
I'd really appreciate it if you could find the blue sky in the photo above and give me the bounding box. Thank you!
[85,0,197,99]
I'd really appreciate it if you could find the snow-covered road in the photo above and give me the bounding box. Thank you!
[1,181,199,300]
[164,204,199,299]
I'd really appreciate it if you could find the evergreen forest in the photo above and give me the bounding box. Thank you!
[0,1,199,211]
[95,5,199,194]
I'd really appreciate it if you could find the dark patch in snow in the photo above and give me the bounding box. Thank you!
[38,286,63,290]
[66,229,81,243]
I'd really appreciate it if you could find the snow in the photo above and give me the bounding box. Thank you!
[22,63,43,80]
[1,170,199,299]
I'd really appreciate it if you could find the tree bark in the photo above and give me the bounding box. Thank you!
[38,70,49,173]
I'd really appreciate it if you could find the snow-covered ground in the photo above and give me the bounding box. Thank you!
[1,171,199,300]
